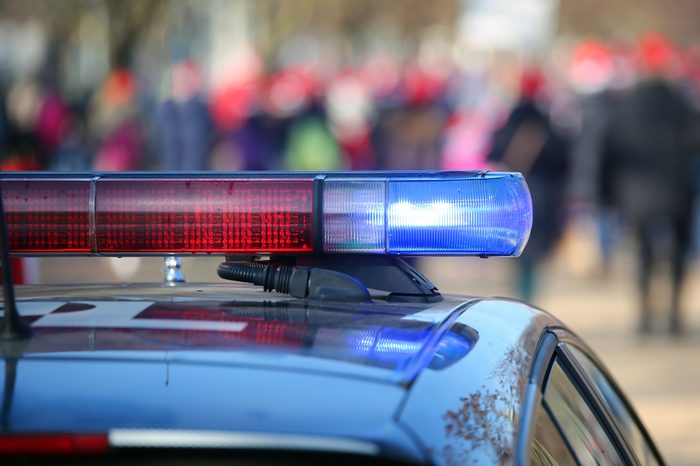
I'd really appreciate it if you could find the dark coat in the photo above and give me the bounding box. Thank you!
[489,101,569,259]
[600,79,696,222]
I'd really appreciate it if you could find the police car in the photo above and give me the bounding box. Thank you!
[0,172,663,465]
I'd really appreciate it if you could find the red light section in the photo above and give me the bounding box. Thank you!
[0,177,314,254]
[0,434,108,455]
[1,180,91,253]
[95,180,314,253]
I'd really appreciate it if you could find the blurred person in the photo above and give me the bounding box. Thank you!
[326,71,375,170]
[90,69,144,171]
[567,40,629,276]
[440,67,499,172]
[210,64,327,171]
[209,65,260,170]
[441,98,505,171]
[4,79,45,169]
[681,45,700,257]
[373,104,445,170]
[285,109,343,171]
[258,66,319,170]
[232,64,343,171]
[373,63,449,170]
[263,66,345,171]
[33,90,70,162]
[230,113,291,170]
[5,78,83,170]
[600,34,698,335]
[156,61,214,171]
[0,85,8,158]
[50,113,92,171]
[0,154,43,171]
[488,66,570,302]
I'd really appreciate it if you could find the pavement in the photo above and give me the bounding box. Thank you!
[30,247,700,466]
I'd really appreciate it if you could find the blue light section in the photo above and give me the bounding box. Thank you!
[386,174,532,255]
[322,173,532,256]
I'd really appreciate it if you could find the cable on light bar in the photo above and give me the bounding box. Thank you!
[0,172,531,256]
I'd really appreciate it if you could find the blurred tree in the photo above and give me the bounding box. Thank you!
[0,0,166,72]
[558,0,700,43]
[250,0,459,64]
[103,0,164,69]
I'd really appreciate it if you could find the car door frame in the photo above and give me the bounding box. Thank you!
[553,328,665,466]
[516,327,665,466]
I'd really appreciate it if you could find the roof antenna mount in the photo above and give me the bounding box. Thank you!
[0,183,31,341]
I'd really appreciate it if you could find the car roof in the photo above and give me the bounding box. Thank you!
[10,283,478,384]
[3,282,557,463]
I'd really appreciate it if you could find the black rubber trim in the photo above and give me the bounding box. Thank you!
[542,399,583,466]
[552,329,665,466]
[312,175,325,253]
[515,330,558,466]
[555,345,637,466]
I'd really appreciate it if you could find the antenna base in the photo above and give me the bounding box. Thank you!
[0,306,32,341]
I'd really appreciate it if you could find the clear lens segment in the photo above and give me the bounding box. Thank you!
[323,173,532,256]
[1,172,531,256]
[322,180,385,253]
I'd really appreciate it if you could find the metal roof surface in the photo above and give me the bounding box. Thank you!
[0,283,554,464]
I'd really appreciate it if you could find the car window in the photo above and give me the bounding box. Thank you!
[566,344,660,466]
[543,358,624,465]
[530,402,578,466]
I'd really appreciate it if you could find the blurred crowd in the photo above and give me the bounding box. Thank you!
[0,46,470,173]
[499,34,700,335]
[2,10,700,334]
[2,29,700,178]
[2,22,699,178]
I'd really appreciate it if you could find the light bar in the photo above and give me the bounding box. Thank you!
[0,172,531,256]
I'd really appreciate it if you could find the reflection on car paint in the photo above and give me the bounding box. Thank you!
[398,299,548,466]
[440,335,535,464]
[5,300,479,373]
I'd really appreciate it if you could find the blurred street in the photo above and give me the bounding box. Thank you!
[30,238,700,466]
[540,270,700,466]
